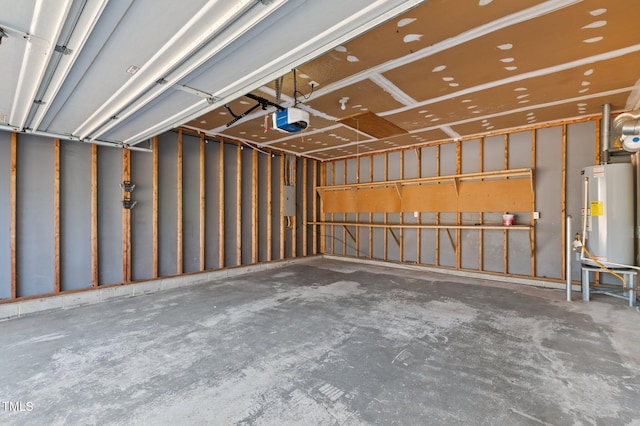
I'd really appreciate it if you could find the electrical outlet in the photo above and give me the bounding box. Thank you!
[533,211,540,220]
[414,211,419,218]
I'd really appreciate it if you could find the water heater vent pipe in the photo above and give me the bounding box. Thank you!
[601,103,611,165]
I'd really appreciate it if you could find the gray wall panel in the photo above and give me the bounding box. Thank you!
[535,126,563,279]
[204,139,220,269]
[404,149,419,179]
[346,158,357,184]
[97,146,123,285]
[17,136,55,296]
[388,152,400,180]
[421,146,437,177]
[130,149,153,281]
[223,143,238,266]
[182,135,201,273]
[272,156,282,258]
[60,141,92,290]
[158,132,178,276]
[0,133,12,299]
[241,148,253,264]
[439,143,456,176]
[258,153,268,262]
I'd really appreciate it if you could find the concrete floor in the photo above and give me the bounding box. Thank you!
[1,258,640,425]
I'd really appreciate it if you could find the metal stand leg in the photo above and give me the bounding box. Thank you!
[582,268,590,302]
[629,274,636,308]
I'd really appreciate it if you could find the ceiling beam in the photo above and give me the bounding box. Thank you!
[78,0,288,142]
[9,0,74,130]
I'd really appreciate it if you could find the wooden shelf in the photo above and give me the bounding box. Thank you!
[316,168,534,215]
[307,221,532,231]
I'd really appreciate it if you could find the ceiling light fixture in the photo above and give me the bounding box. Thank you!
[339,97,349,111]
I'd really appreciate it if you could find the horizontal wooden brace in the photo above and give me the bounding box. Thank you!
[307,221,532,230]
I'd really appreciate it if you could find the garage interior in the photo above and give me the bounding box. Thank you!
[2,0,640,424]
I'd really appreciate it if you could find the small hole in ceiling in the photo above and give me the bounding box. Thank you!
[527,112,535,117]
[397,18,416,27]
[497,43,513,50]
[449,83,459,87]
[518,100,530,104]
[487,126,494,130]
[500,58,514,63]
[504,66,517,71]
[579,88,589,94]
[431,118,440,122]
[442,77,454,81]
[403,34,423,43]
[583,36,603,43]
[239,131,246,135]
[472,110,481,114]
[299,73,310,79]
[581,81,590,86]
[517,94,529,99]
[335,46,347,52]
[577,103,587,107]
[347,55,360,62]
[482,119,488,123]
[462,99,472,103]
[478,0,493,6]
[432,65,447,72]
[200,120,206,124]
[482,122,490,127]
[467,105,477,109]
[584,69,594,76]
[240,100,249,105]
[424,114,434,118]
[419,110,428,113]
[582,20,607,29]
[218,112,227,115]
[514,87,527,92]
[590,8,607,17]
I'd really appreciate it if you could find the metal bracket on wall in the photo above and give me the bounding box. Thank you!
[122,198,137,210]
[120,181,135,192]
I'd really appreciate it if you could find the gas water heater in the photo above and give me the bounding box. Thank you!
[581,163,634,266]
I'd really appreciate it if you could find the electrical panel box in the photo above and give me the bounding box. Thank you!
[284,185,296,216]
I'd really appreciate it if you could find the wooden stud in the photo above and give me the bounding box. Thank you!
[291,157,297,259]
[237,144,242,265]
[384,152,388,261]
[561,124,567,280]
[54,139,60,293]
[399,151,404,262]
[267,153,273,261]
[530,130,536,277]
[122,148,131,283]
[312,160,317,255]
[218,139,225,268]
[314,163,328,254]
[342,160,347,256]
[91,144,99,286]
[252,148,258,263]
[10,133,17,298]
[369,155,373,259]
[355,157,360,257]
[435,145,440,266]
[416,148,422,264]
[176,130,183,275]
[478,138,484,272]
[199,134,206,271]
[331,161,335,255]
[302,158,308,257]
[456,141,461,270]
[151,137,158,278]
[503,134,509,275]
[280,154,285,259]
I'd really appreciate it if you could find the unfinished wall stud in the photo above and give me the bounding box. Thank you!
[151,137,158,278]
[91,144,99,286]
[200,134,206,271]
[54,139,60,293]
[280,154,285,260]
[10,133,17,298]
[236,144,242,265]
[267,153,273,261]
[176,131,183,274]
[218,139,225,268]
[252,148,258,263]
[302,158,308,257]
[122,148,132,283]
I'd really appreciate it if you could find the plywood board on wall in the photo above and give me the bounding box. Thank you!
[401,183,457,212]
[457,179,533,212]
